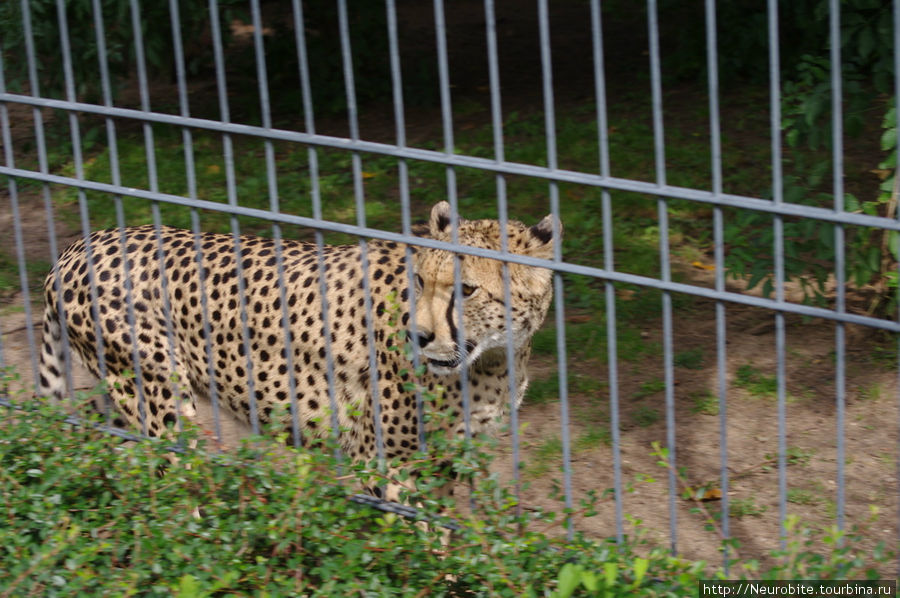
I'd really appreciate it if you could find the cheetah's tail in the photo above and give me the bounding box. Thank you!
[38,304,67,400]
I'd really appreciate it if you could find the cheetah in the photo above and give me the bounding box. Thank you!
[38,201,560,471]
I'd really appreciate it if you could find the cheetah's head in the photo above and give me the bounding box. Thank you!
[412,201,560,376]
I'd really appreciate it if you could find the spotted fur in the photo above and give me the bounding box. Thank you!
[39,202,559,464]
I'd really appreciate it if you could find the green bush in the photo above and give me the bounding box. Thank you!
[0,0,243,100]
[0,372,893,595]
[0,0,427,119]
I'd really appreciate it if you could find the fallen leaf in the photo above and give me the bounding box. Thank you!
[684,486,723,501]
[691,261,715,271]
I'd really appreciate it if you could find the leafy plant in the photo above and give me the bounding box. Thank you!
[674,348,704,370]
[720,0,899,314]
[730,496,768,519]
[734,364,777,398]
[690,390,719,416]
[0,0,244,101]
[631,405,660,428]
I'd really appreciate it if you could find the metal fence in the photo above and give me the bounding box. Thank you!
[1,0,899,571]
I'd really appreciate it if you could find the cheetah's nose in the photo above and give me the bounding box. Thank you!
[415,330,435,348]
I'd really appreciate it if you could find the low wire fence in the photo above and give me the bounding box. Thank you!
[1,0,899,572]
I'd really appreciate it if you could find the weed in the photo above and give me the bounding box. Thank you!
[690,390,720,416]
[574,427,611,451]
[857,383,883,402]
[632,378,665,400]
[632,405,661,427]
[525,375,559,405]
[730,496,768,518]
[787,488,821,506]
[734,363,777,397]
[525,436,563,477]
[786,447,814,467]
[674,348,704,370]
[570,373,607,396]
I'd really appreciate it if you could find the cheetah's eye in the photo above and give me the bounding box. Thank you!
[415,274,424,292]
[461,283,477,297]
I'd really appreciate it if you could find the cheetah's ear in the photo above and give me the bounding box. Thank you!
[525,214,562,259]
[429,201,465,235]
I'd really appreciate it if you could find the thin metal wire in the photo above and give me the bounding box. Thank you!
[646,0,678,553]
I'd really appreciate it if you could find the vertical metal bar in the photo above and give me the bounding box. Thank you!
[207,0,260,435]
[829,0,846,535]
[130,0,186,436]
[385,0,425,450]
[291,0,340,447]
[0,51,40,388]
[591,0,624,545]
[537,0,573,539]
[705,0,731,568]
[21,0,76,400]
[336,0,383,462]
[168,0,224,442]
[433,0,473,443]
[91,0,148,430]
[767,0,789,550]
[893,0,900,578]
[55,0,112,422]
[248,0,301,446]
[646,0,677,553]
[485,0,522,517]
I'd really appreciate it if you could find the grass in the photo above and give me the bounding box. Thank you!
[525,375,560,405]
[787,488,822,506]
[730,496,768,519]
[631,405,661,428]
[574,426,611,451]
[690,390,720,416]
[674,348,704,370]
[0,251,49,296]
[525,372,606,406]
[525,436,563,478]
[632,378,665,400]
[524,426,611,477]
[734,363,778,398]
[857,383,883,402]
